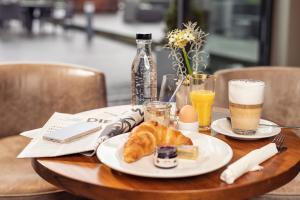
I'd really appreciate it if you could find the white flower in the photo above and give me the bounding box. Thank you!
[165,21,208,76]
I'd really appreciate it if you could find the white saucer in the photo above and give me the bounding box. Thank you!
[211,118,281,140]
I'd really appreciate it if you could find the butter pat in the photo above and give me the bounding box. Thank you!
[177,145,198,160]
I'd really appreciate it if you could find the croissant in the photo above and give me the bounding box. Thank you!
[123,121,193,163]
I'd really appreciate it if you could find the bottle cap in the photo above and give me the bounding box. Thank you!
[136,33,152,40]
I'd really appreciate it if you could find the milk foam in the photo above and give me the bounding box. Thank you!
[229,79,265,105]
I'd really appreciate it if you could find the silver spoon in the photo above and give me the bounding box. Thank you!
[226,117,300,129]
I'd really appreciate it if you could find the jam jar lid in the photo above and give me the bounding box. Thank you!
[156,146,177,159]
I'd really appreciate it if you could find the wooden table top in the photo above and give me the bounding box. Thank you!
[32,109,300,200]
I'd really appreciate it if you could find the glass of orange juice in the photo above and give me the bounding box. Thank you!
[189,73,216,132]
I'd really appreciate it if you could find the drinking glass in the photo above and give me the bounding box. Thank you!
[189,73,216,132]
[159,74,179,117]
[159,74,178,102]
[228,79,265,135]
[144,101,171,126]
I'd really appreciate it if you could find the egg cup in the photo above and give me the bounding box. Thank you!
[178,121,199,132]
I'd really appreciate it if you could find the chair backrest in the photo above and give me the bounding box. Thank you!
[0,62,107,137]
[214,67,300,126]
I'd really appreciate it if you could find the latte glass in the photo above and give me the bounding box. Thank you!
[228,79,265,135]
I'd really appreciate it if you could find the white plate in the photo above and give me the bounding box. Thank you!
[211,118,281,140]
[97,131,233,178]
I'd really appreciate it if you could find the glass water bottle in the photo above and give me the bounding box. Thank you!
[131,33,157,105]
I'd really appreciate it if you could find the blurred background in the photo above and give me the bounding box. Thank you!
[0,0,299,105]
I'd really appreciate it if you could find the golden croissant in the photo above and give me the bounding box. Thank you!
[123,121,193,163]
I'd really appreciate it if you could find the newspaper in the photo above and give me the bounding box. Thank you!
[18,105,143,158]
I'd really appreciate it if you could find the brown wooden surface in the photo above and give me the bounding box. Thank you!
[32,109,300,200]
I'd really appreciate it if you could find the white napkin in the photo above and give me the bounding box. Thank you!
[220,143,278,184]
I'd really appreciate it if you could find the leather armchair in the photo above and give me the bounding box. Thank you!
[214,66,300,126]
[0,62,107,199]
[214,66,300,200]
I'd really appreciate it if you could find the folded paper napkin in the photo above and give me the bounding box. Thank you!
[220,143,278,184]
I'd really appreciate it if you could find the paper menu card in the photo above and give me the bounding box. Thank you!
[18,105,143,158]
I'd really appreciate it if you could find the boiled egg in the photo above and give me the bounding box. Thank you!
[179,105,198,123]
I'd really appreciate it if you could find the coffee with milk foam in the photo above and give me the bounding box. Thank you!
[229,79,265,105]
[228,79,265,135]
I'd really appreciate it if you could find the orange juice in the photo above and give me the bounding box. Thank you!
[190,90,215,128]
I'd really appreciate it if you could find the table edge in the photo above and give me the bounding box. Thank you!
[32,156,300,199]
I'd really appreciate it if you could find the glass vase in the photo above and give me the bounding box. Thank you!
[175,77,190,112]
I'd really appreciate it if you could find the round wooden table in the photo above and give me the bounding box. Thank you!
[32,108,300,200]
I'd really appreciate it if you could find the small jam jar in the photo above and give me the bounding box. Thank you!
[154,146,178,169]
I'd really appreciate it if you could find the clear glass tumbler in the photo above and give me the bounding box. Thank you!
[159,74,178,117]
[189,73,216,132]
[144,101,172,127]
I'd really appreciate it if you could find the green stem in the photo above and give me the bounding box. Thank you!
[182,48,193,75]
